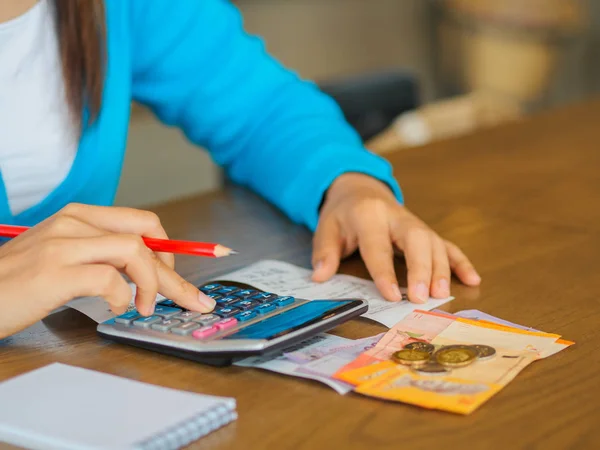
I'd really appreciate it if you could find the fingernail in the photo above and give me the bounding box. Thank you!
[415,282,428,303]
[314,260,323,272]
[438,278,450,296]
[471,272,482,284]
[199,292,216,310]
[392,284,403,301]
[147,302,155,316]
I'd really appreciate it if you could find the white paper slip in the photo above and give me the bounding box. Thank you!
[50,283,165,324]
[234,334,355,394]
[217,260,453,328]
[0,363,236,450]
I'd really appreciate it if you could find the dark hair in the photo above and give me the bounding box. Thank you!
[53,0,106,125]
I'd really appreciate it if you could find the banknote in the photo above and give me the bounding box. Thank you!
[333,310,574,414]
[234,333,385,394]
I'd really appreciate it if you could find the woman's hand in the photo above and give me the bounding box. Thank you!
[312,173,481,303]
[0,203,216,339]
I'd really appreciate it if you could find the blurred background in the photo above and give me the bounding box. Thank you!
[117,0,600,208]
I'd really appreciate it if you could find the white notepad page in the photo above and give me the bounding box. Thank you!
[0,363,236,450]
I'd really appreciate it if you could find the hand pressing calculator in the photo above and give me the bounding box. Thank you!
[97,280,367,366]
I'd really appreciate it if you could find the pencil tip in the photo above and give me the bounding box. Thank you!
[228,250,239,255]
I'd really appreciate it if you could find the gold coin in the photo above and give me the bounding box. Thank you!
[404,342,435,353]
[391,349,431,366]
[435,346,478,368]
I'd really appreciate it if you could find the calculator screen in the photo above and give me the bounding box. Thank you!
[221,300,357,340]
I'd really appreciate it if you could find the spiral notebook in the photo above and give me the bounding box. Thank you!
[0,363,237,450]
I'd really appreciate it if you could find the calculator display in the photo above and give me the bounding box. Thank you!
[221,300,356,340]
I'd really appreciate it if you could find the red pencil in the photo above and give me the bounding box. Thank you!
[0,224,237,258]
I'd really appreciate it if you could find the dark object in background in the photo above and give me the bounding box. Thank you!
[319,70,420,142]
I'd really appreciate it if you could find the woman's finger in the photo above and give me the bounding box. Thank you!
[396,227,433,304]
[355,216,402,302]
[52,235,159,316]
[311,218,343,282]
[430,237,451,298]
[445,240,481,286]
[59,203,175,269]
[153,258,216,313]
[66,264,134,316]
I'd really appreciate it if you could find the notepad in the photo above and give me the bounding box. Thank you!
[0,363,237,450]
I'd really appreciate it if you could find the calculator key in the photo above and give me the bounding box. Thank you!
[157,299,176,307]
[248,293,278,303]
[255,303,277,315]
[214,318,238,331]
[235,311,257,322]
[215,286,239,295]
[217,295,240,305]
[171,321,201,336]
[207,293,224,302]
[193,314,221,326]
[133,316,162,328]
[199,283,222,293]
[153,305,182,318]
[115,310,140,325]
[274,296,295,307]
[192,326,219,340]
[232,299,259,311]
[173,311,203,322]
[215,306,241,318]
[233,289,260,298]
[151,319,182,332]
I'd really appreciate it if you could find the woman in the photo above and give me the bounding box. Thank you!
[0,0,480,339]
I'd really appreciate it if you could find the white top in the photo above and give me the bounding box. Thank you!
[0,0,77,215]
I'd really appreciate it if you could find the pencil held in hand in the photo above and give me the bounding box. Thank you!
[0,224,237,258]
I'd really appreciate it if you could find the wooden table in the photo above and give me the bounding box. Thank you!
[2,99,600,450]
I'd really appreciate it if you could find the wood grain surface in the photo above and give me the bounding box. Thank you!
[2,99,600,450]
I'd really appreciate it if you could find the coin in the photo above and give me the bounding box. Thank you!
[412,362,450,376]
[472,344,496,361]
[404,342,435,353]
[435,345,478,368]
[391,349,431,366]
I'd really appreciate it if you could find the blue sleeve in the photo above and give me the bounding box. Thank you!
[128,0,403,231]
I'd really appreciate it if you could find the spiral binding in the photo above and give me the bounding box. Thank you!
[136,402,237,450]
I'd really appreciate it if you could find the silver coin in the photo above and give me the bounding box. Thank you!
[404,342,435,353]
[472,345,496,361]
[412,362,450,376]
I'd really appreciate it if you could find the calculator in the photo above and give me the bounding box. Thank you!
[97,280,368,366]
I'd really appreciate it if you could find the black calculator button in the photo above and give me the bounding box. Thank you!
[199,283,222,293]
[215,286,239,295]
[248,293,278,303]
[193,314,221,326]
[115,311,140,325]
[157,299,176,307]
[151,319,182,332]
[217,295,240,305]
[273,296,295,307]
[153,305,182,318]
[132,316,162,328]
[235,310,257,322]
[233,289,260,299]
[171,321,201,335]
[173,311,203,322]
[232,299,259,311]
[215,306,241,318]
[255,303,277,315]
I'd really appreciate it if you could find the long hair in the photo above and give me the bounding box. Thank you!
[53,0,106,125]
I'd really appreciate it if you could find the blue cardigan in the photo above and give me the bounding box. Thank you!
[2,0,402,230]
